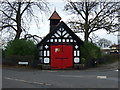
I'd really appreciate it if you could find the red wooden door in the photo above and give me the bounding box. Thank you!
[51,45,73,69]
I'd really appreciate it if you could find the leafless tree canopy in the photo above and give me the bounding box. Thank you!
[64,0,120,41]
[0,0,49,40]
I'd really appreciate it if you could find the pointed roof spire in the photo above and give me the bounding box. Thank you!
[49,10,61,20]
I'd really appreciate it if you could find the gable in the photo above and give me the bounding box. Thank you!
[37,21,83,46]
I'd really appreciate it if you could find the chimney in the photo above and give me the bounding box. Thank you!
[49,10,61,32]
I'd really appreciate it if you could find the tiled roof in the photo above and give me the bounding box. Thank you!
[49,11,61,20]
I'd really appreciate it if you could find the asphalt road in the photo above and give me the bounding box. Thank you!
[2,67,119,88]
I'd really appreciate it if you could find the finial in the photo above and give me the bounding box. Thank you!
[54,7,56,11]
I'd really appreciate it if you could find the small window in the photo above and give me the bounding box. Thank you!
[74,57,80,63]
[47,40,49,42]
[40,51,43,56]
[52,35,54,38]
[74,40,76,42]
[61,28,64,31]
[44,58,50,63]
[66,39,69,42]
[39,46,43,50]
[70,39,73,42]
[59,28,62,31]
[62,39,65,42]
[58,39,61,42]
[50,39,53,42]
[44,51,46,56]
[47,51,50,56]
[77,51,80,56]
[55,39,57,42]
[74,51,76,56]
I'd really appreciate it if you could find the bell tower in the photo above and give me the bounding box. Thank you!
[49,10,61,32]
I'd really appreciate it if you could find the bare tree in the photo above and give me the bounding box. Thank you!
[96,38,112,48]
[64,0,120,42]
[0,0,49,40]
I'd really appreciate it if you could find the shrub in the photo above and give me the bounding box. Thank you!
[4,39,38,66]
[80,42,102,67]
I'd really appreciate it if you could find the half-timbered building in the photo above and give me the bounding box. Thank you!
[37,11,83,69]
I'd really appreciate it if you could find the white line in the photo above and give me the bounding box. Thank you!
[59,75,95,78]
[97,76,107,79]
[4,77,52,86]
[115,70,119,72]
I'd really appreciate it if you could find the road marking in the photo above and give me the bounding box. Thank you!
[97,76,107,79]
[59,75,96,78]
[115,69,119,72]
[42,70,57,72]
[4,77,52,86]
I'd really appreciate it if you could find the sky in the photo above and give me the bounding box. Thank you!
[28,0,118,44]
[1,0,117,45]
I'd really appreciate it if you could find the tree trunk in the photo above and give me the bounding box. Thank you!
[14,30,22,40]
[84,31,89,42]
[84,2,89,42]
[14,2,22,40]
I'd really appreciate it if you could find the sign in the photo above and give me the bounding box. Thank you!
[18,62,28,65]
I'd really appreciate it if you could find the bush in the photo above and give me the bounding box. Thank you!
[4,39,38,66]
[80,42,102,67]
[101,54,118,64]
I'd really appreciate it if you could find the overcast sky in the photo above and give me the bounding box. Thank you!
[28,0,118,44]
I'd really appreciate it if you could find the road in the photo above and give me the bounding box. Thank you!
[2,67,119,88]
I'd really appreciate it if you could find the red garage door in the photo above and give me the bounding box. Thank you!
[51,45,73,69]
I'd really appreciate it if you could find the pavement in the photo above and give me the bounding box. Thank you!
[85,61,119,71]
[1,60,119,72]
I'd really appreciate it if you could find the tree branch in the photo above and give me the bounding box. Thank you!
[0,10,16,22]
[69,1,86,21]
[7,1,17,12]
[21,1,31,16]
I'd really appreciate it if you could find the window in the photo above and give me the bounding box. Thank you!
[74,57,80,63]
[44,58,50,63]
[58,39,61,42]
[61,28,64,31]
[47,51,50,56]
[74,51,76,56]
[62,39,65,42]
[44,51,46,56]
[66,39,69,42]
[74,40,76,42]
[55,39,57,42]
[70,39,73,42]
[47,40,49,42]
[52,35,54,38]
[40,51,42,56]
[50,39,53,42]
[39,46,43,50]
[77,51,80,56]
